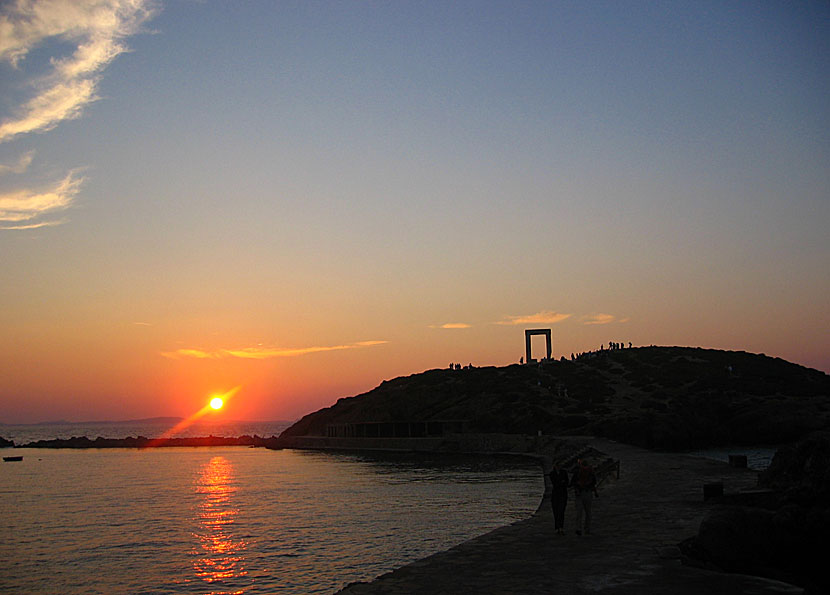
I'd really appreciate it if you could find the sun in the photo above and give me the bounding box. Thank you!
[209,396,224,410]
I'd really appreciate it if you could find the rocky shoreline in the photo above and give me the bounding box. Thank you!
[1,434,281,449]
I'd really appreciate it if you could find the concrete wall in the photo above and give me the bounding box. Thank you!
[272,433,543,454]
[274,435,446,452]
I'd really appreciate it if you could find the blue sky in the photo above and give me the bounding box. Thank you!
[0,1,828,422]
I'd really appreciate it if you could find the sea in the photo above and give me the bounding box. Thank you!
[0,420,543,594]
[688,447,778,471]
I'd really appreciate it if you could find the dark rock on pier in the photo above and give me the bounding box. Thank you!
[760,431,830,506]
[684,432,830,593]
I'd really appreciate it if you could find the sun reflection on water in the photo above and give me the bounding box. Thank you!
[193,456,248,594]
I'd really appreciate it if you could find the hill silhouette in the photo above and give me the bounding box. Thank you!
[281,347,830,450]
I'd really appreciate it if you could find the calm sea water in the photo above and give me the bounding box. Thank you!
[0,444,542,594]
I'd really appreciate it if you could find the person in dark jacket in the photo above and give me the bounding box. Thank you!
[571,458,597,535]
[548,462,569,534]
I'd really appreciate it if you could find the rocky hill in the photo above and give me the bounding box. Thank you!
[282,347,830,450]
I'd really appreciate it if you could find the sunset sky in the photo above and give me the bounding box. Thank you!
[1,1,828,424]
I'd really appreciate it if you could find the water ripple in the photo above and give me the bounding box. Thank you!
[1,447,540,593]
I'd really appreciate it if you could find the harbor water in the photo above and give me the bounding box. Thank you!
[0,434,541,594]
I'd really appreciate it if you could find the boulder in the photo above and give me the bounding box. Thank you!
[696,506,777,572]
[686,432,830,593]
[760,431,830,507]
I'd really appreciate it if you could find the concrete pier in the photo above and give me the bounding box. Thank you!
[338,438,802,594]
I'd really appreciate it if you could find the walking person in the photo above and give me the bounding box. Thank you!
[548,462,569,534]
[572,458,597,536]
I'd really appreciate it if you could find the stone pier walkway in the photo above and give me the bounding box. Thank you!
[337,438,803,594]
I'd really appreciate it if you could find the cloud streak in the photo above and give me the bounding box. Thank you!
[582,313,616,325]
[430,323,472,329]
[495,310,571,326]
[161,340,388,360]
[582,313,629,325]
[0,218,66,230]
[0,0,158,143]
[0,171,82,227]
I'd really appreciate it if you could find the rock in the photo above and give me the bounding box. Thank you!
[19,435,281,449]
[0,436,14,448]
[760,431,830,507]
[686,432,830,593]
[697,506,777,572]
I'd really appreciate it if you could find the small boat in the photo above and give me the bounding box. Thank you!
[3,456,23,462]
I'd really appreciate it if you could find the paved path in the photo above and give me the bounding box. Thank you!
[338,438,803,594]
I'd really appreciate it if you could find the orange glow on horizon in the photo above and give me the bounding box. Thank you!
[150,387,241,445]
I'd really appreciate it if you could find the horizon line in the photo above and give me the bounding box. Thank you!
[0,417,296,427]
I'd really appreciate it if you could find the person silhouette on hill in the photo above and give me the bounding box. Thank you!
[548,463,569,535]
[571,458,597,536]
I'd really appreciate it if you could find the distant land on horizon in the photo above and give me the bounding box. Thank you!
[0,417,294,427]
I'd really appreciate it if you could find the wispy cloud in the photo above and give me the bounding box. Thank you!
[161,340,388,360]
[0,150,35,175]
[0,218,66,230]
[0,1,157,231]
[495,310,571,326]
[162,348,216,360]
[582,313,615,325]
[582,313,629,325]
[0,171,82,227]
[429,323,472,329]
[0,0,158,142]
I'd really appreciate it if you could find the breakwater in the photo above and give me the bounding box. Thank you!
[271,432,544,454]
[7,435,280,449]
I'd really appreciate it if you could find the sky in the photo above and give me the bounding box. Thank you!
[1,0,828,424]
